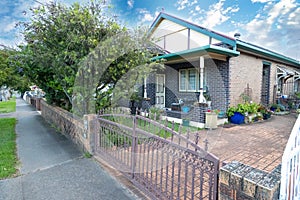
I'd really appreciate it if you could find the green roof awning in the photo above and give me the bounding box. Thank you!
[151,45,240,61]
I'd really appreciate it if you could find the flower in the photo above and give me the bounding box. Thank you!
[207,109,220,114]
[214,109,221,114]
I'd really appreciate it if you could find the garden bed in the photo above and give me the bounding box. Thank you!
[227,102,272,125]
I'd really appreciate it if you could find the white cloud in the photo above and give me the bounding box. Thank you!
[143,13,154,22]
[195,5,201,11]
[0,28,23,49]
[4,21,17,33]
[176,0,198,11]
[201,0,239,29]
[137,9,155,23]
[0,17,16,33]
[242,0,300,59]
[251,0,273,3]
[127,0,134,9]
[176,0,188,10]
[229,6,240,13]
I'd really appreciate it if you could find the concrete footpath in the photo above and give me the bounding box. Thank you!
[0,99,139,200]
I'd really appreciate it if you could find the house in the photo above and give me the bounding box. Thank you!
[139,12,300,127]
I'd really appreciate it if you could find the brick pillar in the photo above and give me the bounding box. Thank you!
[191,103,207,123]
[219,161,281,200]
[35,98,42,110]
[83,114,99,154]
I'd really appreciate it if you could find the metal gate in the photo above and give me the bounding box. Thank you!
[95,113,219,200]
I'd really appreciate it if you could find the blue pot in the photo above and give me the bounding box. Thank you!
[182,106,190,113]
[230,112,245,124]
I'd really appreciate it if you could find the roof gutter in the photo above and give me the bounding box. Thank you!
[236,40,300,67]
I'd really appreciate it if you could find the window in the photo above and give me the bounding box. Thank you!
[179,68,206,92]
[179,70,187,91]
[188,70,196,90]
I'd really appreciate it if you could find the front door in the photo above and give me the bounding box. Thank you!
[156,74,165,108]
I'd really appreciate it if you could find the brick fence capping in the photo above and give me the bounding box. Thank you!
[219,161,281,200]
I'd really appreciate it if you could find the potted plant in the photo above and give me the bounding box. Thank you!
[258,105,272,120]
[227,103,250,124]
[227,106,245,124]
[204,93,211,108]
[245,102,260,123]
[270,103,279,112]
[129,92,141,115]
[182,118,190,126]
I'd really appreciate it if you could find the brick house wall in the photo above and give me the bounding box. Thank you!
[206,59,230,112]
[146,73,158,106]
[229,53,264,106]
[229,52,298,107]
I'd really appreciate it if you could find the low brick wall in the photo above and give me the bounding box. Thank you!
[219,161,281,200]
[26,96,42,111]
[40,100,97,154]
[166,103,207,123]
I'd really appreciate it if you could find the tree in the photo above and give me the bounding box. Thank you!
[0,50,13,88]
[18,1,121,110]
[72,29,163,116]
[19,0,162,113]
[0,49,30,97]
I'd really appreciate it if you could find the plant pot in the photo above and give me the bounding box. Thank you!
[182,106,190,113]
[263,113,271,120]
[245,113,256,123]
[129,100,137,115]
[182,119,190,126]
[207,101,212,108]
[205,112,218,129]
[230,112,245,124]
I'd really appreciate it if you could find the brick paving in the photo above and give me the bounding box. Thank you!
[197,113,298,172]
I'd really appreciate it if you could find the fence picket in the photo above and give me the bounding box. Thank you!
[280,115,300,200]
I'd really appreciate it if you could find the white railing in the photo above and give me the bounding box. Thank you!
[280,115,300,200]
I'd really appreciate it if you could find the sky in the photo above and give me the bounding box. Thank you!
[0,0,299,60]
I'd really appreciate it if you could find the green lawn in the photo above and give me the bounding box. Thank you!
[0,118,18,179]
[104,115,202,138]
[0,98,16,113]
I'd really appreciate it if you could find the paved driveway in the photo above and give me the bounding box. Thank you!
[200,113,297,172]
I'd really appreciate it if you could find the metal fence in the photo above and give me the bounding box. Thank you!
[95,112,219,200]
[280,114,300,200]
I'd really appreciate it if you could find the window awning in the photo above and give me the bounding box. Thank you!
[277,66,296,76]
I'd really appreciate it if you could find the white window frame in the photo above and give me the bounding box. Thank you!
[179,68,206,92]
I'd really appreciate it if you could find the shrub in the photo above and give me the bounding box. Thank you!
[226,102,260,117]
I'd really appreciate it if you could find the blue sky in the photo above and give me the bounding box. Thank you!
[0,0,299,60]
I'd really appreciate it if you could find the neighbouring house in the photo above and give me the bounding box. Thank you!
[127,12,300,127]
